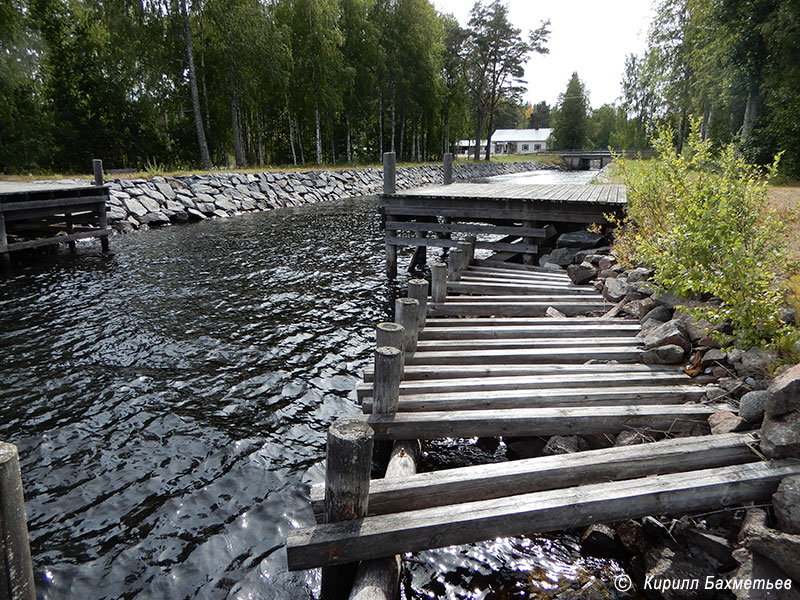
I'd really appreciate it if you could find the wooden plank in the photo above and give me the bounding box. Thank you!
[357,371,706,398]
[447,281,600,296]
[287,459,800,570]
[417,324,641,340]
[3,204,102,222]
[382,206,618,224]
[405,346,641,365]
[462,268,572,282]
[394,183,627,204]
[385,235,538,254]
[4,229,112,252]
[422,317,634,327]
[439,295,606,304]
[457,275,579,288]
[471,259,570,273]
[414,336,642,352]
[309,433,759,519]
[0,194,107,212]
[360,404,726,440]
[427,301,610,317]
[385,220,550,239]
[361,385,709,412]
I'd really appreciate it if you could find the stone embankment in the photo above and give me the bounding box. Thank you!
[100,162,551,233]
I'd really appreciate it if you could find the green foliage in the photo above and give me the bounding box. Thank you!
[550,72,589,150]
[527,101,550,129]
[617,119,795,349]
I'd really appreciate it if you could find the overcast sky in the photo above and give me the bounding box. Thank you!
[431,0,656,110]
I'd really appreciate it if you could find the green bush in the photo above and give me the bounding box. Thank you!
[615,119,796,349]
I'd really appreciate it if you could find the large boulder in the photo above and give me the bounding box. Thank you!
[567,262,597,285]
[765,362,800,418]
[738,391,771,424]
[623,297,657,319]
[547,247,578,266]
[542,435,588,455]
[642,344,686,365]
[736,348,776,378]
[642,319,692,354]
[760,411,800,458]
[773,476,800,535]
[641,305,673,324]
[626,267,654,283]
[602,277,629,302]
[556,230,606,249]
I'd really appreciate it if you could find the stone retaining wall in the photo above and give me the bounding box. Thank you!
[104,161,553,232]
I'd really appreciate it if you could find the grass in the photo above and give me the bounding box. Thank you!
[0,154,556,183]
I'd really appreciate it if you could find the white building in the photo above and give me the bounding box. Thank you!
[457,128,553,157]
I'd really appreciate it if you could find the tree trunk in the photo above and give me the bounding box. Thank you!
[296,115,306,164]
[329,114,336,166]
[229,66,247,168]
[741,88,759,147]
[676,107,687,156]
[473,106,484,162]
[399,106,405,162]
[288,111,297,165]
[346,113,352,163]
[199,18,211,135]
[378,88,383,158]
[180,0,212,169]
[315,105,322,165]
[391,85,396,153]
[484,108,495,161]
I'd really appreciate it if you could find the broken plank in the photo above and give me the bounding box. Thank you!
[309,433,759,520]
[359,404,728,440]
[287,459,800,570]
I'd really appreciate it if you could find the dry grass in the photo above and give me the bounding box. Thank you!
[767,186,800,260]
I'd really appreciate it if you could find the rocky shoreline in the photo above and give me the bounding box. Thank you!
[91,161,551,233]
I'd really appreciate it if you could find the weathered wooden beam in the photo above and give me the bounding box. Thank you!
[310,433,759,519]
[417,323,641,340]
[471,259,570,273]
[422,316,632,327]
[447,281,600,296]
[386,235,539,255]
[415,336,642,352]
[288,460,800,570]
[357,371,708,399]
[427,301,610,317]
[407,279,428,329]
[0,443,36,600]
[394,298,419,353]
[385,221,551,239]
[358,404,727,440]
[4,229,113,252]
[361,385,709,412]
[430,262,447,304]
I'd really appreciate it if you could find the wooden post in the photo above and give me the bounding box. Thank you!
[321,419,374,600]
[373,346,402,415]
[523,220,534,265]
[408,231,427,272]
[407,279,428,329]
[93,159,110,252]
[394,298,419,353]
[457,240,472,271]
[0,442,35,600]
[447,248,463,281]
[376,322,405,374]
[465,235,476,264]
[65,212,76,254]
[431,262,447,303]
[443,153,453,185]
[383,152,396,195]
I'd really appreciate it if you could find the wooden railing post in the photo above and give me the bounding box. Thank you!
[431,262,447,303]
[383,152,397,279]
[407,279,428,329]
[0,442,35,600]
[443,153,453,185]
[321,420,374,600]
[373,346,402,415]
[394,298,419,353]
[447,248,463,281]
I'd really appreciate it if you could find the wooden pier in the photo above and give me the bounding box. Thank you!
[286,156,800,599]
[0,160,110,266]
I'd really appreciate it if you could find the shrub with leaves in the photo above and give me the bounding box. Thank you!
[615,119,795,349]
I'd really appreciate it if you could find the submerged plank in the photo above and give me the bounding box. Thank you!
[358,404,729,439]
[309,433,759,519]
[287,459,800,570]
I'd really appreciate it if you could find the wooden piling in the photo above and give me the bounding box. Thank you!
[443,153,453,185]
[0,442,35,600]
[407,279,428,329]
[447,249,464,282]
[373,347,403,415]
[431,262,447,303]
[93,159,110,252]
[382,153,396,196]
[395,298,419,353]
[0,213,9,269]
[375,322,405,374]
[457,241,472,271]
[321,419,375,600]
[464,236,476,264]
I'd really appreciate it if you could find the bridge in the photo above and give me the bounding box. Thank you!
[560,150,658,170]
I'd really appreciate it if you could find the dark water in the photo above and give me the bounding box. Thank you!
[1,188,625,599]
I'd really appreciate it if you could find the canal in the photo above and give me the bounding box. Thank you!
[0,169,626,599]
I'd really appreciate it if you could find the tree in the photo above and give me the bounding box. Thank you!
[460,0,549,160]
[589,104,616,149]
[550,72,589,150]
[526,101,550,128]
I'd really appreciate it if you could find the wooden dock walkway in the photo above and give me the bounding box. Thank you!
[285,156,800,598]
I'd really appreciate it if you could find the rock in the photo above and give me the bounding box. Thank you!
[597,257,617,271]
[736,348,776,378]
[122,197,149,217]
[626,266,654,283]
[547,247,577,266]
[639,317,666,338]
[727,348,745,364]
[623,297,657,319]
[598,269,618,279]
[765,362,800,418]
[137,211,170,225]
[567,262,597,285]
[730,544,800,600]
[602,277,629,302]
[616,520,647,553]
[708,411,747,434]
[643,546,714,600]
[628,280,657,297]
[653,291,686,310]
[556,230,606,249]
[705,385,727,401]
[615,430,645,447]
[744,377,768,391]
[137,195,162,213]
[780,307,797,325]
[642,319,691,354]
[545,306,566,318]
[675,312,716,347]
[641,305,673,324]
[743,524,800,584]
[537,253,551,266]
[186,208,206,221]
[700,349,727,368]
[542,435,588,455]
[641,344,686,365]
[760,412,800,458]
[541,262,563,271]
[580,524,620,558]
[738,391,771,424]
[773,476,800,535]
[504,436,546,459]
